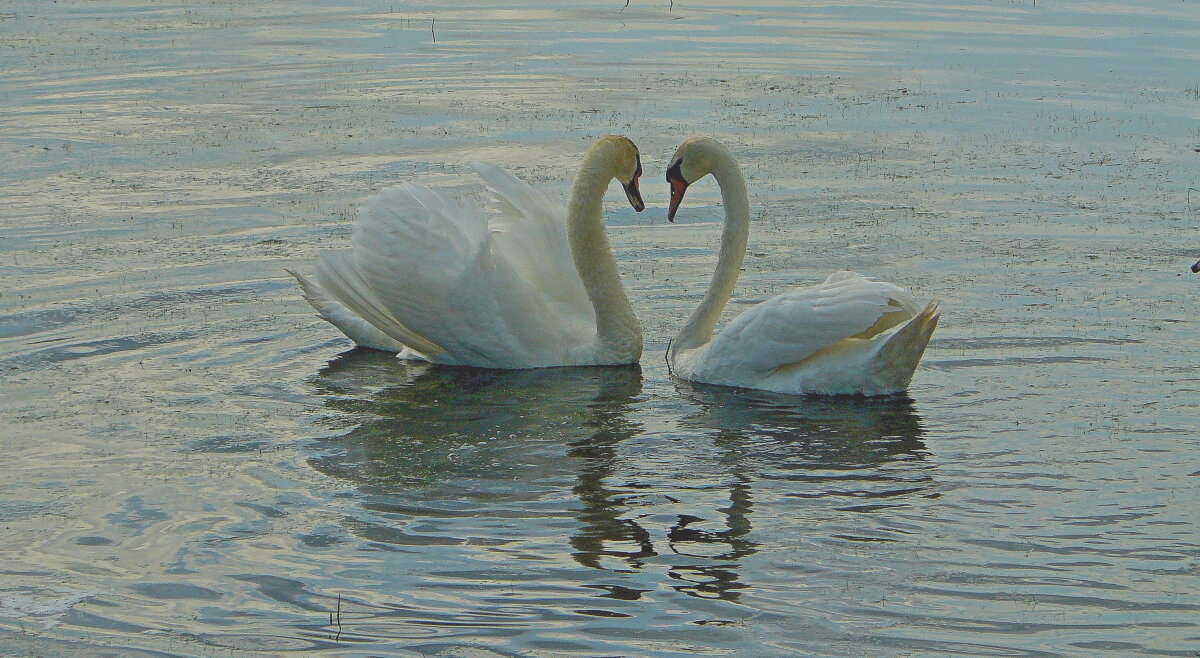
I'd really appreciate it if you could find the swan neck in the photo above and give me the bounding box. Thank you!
[567,149,641,361]
[673,152,750,356]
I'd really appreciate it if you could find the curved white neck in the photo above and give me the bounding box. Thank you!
[672,149,750,356]
[567,151,641,360]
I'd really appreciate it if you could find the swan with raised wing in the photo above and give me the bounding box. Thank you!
[290,135,645,368]
[664,137,939,396]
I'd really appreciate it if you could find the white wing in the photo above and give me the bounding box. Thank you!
[690,271,922,380]
[314,247,446,358]
[288,268,410,353]
[309,167,595,368]
[470,162,594,330]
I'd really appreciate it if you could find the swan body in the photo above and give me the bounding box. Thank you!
[665,137,940,396]
[291,135,645,368]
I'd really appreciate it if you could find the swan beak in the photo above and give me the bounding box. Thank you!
[623,175,645,212]
[666,161,687,222]
[667,177,688,222]
[1192,260,1200,273]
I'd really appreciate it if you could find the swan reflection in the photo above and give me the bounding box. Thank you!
[662,383,930,599]
[309,350,644,492]
[308,349,932,604]
[675,382,929,469]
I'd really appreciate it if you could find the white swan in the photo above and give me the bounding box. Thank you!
[289,135,646,368]
[664,137,940,396]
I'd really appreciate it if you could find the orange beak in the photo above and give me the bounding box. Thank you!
[667,177,688,222]
[666,160,688,222]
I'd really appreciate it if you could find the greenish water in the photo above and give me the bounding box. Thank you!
[1,1,1198,655]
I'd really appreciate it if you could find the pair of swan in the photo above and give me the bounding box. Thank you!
[290,136,940,396]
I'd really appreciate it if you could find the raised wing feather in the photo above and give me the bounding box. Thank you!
[349,183,515,366]
[469,162,593,326]
[694,272,919,378]
[318,172,593,368]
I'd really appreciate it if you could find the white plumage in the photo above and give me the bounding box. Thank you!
[291,136,645,368]
[666,138,940,396]
[676,271,940,395]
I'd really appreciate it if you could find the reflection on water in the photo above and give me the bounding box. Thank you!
[308,349,931,611]
[677,382,927,468]
[5,0,1199,652]
[309,351,646,492]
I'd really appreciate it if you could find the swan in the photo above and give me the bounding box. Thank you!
[663,137,941,396]
[289,135,646,368]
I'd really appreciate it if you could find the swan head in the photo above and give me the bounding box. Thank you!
[665,136,726,222]
[590,135,645,212]
[1193,260,1200,273]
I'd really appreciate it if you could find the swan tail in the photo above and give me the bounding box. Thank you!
[312,252,448,359]
[288,269,416,354]
[873,300,940,391]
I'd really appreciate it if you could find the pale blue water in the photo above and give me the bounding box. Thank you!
[1,1,1198,656]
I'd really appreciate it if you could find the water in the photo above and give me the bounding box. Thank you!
[2,1,1198,655]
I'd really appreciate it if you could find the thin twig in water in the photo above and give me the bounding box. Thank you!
[665,338,674,376]
[620,0,630,11]
[431,17,436,42]
[335,594,342,641]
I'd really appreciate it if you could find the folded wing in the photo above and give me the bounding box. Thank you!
[693,271,922,380]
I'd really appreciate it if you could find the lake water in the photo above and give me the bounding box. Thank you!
[2,1,1198,655]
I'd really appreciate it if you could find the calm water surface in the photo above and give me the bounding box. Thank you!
[1,1,1198,655]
